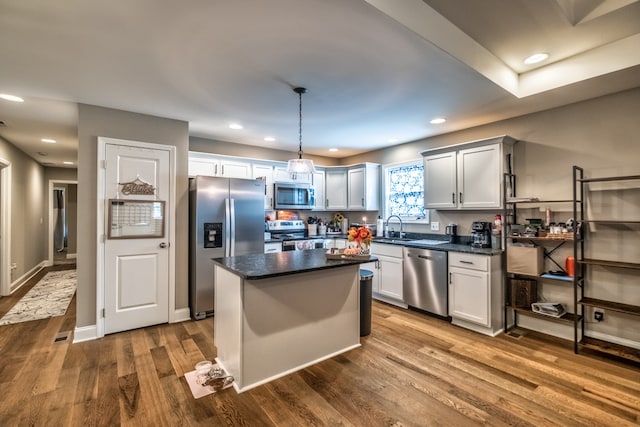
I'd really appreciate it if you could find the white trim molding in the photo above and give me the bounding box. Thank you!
[0,158,11,296]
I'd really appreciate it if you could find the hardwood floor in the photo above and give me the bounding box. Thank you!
[1,268,639,426]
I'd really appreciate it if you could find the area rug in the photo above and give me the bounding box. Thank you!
[184,364,234,399]
[0,269,76,325]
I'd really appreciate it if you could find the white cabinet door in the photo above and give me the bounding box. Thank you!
[311,169,325,210]
[449,266,490,327]
[457,144,501,209]
[424,151,457,209]
[378,255,403,301]
[253,164,274,210]
[189,158,220,177]
[348,167,366,210]
[325,169,348,210]
[220,160,252,178]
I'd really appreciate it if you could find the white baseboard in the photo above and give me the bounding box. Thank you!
[173,307,191,323]
[66,253,77,259]
[9,261,47,294]
[73,324,98,343]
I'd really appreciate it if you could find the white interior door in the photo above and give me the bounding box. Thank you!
[103,142,171,334]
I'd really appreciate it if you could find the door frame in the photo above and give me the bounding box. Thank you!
[48,180,77,266]
[0,158,11,296]
[96,137,176,338]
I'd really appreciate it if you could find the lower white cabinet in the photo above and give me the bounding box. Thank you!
[448,252,502,336]
[368,243,406,308]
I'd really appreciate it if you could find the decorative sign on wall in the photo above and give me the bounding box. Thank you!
[108,199,165,239]
[119,176,156,196]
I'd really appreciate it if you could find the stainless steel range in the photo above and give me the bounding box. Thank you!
[266,220,324,251]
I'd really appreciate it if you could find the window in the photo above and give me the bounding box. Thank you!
[383,160,428,222]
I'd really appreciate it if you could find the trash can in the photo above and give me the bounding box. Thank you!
[359,269,373,337]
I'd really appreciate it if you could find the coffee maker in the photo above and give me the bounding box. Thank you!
[471,221,492,248]
[445,224,458,243]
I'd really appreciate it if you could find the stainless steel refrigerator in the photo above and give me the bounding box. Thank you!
[189,176,265,319]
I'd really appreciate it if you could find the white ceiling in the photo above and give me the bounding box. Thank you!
[1,0,639,167]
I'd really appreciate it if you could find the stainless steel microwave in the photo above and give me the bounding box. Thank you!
[274,182,314,210]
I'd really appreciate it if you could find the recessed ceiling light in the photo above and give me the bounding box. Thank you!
[63,161,74,165]
[0,94,24,102]
[523,53,549,65]
[229,123,243,130]
[264,136,275,142]
[41,138,56,143]
[430,117,446,124]
[329,148,338,152]
[388,138,398,143]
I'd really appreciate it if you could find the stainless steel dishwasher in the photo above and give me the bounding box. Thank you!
[403,247,448,316]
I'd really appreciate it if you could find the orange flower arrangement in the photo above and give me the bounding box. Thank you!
[348,225,373,246]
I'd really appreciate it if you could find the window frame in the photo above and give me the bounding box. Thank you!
[382,159,429,224]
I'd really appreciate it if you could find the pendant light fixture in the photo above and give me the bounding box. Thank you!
[287,87,316,174]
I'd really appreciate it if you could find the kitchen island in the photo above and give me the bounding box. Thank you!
[212,248,374,393]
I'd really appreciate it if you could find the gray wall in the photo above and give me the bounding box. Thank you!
[0,136,46,283]
[190,136,340,165]
[77,104,189,328]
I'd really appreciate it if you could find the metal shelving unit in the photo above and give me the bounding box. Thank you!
[502,173,580,335]
[573,166,640,364]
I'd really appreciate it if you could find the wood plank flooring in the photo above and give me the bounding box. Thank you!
[1,266,639,426]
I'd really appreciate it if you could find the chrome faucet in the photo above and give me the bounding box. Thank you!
[385,215,404,238]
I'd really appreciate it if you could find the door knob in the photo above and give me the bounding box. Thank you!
[159,242,168,248]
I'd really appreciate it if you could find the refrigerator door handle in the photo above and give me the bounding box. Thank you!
[225,198,232,257]
[229,198,236,256]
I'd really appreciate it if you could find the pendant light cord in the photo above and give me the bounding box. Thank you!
[294,87,307,160]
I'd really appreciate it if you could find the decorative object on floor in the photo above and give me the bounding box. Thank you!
[0,269,76,325]
[184,362,234,399]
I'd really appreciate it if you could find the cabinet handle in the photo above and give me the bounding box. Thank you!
[452,193,455,204]
[449,272,452,284]
[460,260,473,264]
[362,198,365,206]
[459,192,463,204]
[326,199,329,207]
[215,164,219,175]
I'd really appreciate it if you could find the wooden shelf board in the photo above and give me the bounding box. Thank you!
[507,272,575,284]
[580,219,640,224]
[578,258,640,270]
[510,236,573,242]
[580,336,640,366]
[579,175,640,183]
[579,297,640,316]
[513,307,581,324]
[506,199,573,204]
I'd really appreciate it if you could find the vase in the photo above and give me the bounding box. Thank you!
[358,242,370,255]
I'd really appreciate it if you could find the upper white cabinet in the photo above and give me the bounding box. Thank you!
[325,169,348,210]
[252,164,274,210]
[325,163,380,211]
[347,163,380,211]
[188,152,251,179]
[311,169,325,210]
[421,136,515,210]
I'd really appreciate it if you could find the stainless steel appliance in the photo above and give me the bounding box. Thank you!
[267,219,324,251]
[403,247,448,316]
[445,223,458,243]
[189,176,265,319]
[274,182,314,210]
[471,221,492,248]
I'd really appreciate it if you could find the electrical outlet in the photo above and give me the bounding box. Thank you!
[431,222,440,231]
[594,310,605,322]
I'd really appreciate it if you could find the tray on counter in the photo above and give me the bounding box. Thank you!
[325,249,371,261]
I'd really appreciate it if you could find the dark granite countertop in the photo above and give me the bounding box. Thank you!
[213,248,376,280]
[371,238,502,256]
